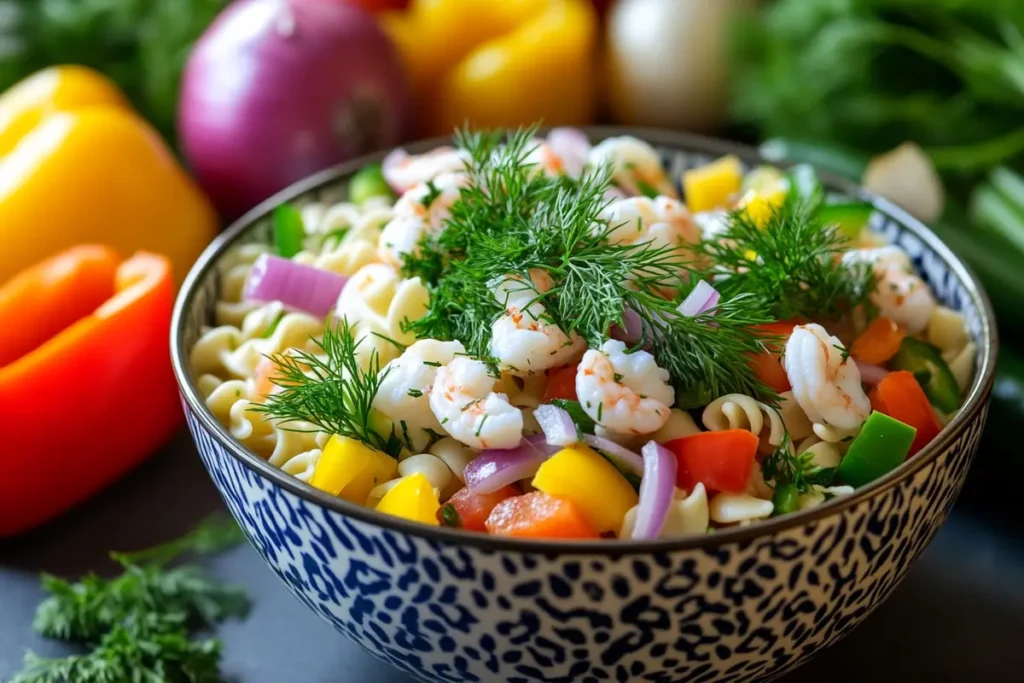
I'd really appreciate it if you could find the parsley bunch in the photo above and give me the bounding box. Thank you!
[11,515,250,683]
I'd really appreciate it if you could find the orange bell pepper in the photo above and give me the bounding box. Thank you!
[869,370,942,457]
[383,0,598,136]
[485,491,598,539]
[749,321,800,393]
[850,317,905,365]
[0,246,181,536]
[0,66,217,286]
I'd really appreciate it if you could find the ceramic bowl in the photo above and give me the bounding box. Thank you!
[171,128,997,683]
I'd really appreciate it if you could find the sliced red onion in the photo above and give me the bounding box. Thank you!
[464,439,548,495]
[633,442,678,540]
[677,280,720,317]
[611,307,645,344]
[546,127,590,178]
[856,360,890,385]
[534,404,579,447]
[244,253,348,317]
[582,434,644,477]
[526,433,561,457]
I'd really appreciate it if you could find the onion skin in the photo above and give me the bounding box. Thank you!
[179,0,411,219]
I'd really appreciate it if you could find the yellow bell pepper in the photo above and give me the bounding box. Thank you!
[738,188,788,227]
[0,66,217,286]
[376,472,441,525]
[532,444,638,533]
[683,155,743,213]
[383,0,598,137]
[310,435,399,505]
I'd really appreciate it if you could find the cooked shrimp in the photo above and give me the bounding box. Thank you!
[379,172,466,267]
[842,246,936,334]
[429,357,524,450]
[588,136,678,199]
[489,272,586,374]
[373,339,467,453]
[601,196,701,252]
[576,340,674,434]
[784,323,870,431]
[381,146,471,194]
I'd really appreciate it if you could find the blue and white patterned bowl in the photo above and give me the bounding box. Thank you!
[171,128,997,683]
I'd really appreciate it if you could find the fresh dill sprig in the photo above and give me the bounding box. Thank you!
[13,515,249,683]
[761,435,837,494]
[697,195,876,322]
[404,125,773,403]
[252,318,404,457]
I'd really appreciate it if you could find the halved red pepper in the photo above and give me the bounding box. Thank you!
[0,246,181,536]
[666,430,759,494]
[542,363,579,403]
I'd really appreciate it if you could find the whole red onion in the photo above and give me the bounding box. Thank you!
[179,0,411,219]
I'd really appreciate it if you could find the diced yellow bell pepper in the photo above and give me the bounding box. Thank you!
[310,435,398,505]
[531,444,638,533]
[738,188,788,227]
[683,155,743,213]
[375,472,441,526]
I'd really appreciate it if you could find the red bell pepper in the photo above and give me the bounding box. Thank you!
[542,364,579,403]
[665,429,759,493]
[439,485,519,532]
[0,246,181,536]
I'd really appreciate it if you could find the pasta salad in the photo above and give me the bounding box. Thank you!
[190,127,975,541]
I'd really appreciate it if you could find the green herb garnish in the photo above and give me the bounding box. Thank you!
[697,195,876,322]
[549,399,596,435]
[440,504,461,528]
[762,434,833,495]
[252,319,403,458]
[403,126,773,402]
[259,310,285,339]
[11,515,249,683]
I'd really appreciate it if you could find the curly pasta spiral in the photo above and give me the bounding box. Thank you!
[702,394,785,446]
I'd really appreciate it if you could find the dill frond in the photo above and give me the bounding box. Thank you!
[698,196,876,322]
[761,435,836,494]
[252,319,403,458]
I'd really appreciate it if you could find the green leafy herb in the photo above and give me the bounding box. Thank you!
[0,0,232,146]
[697,196,876,323]
[440,504,461,528]
[252,318,403,457]
[12,515,248,683]
[404,126,773,403]
[259,311,285,339]
[762,434,835,495]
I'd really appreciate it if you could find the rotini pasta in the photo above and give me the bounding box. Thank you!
[927,306,969,355]
[795,434,841,469]
[702,394,785,446]
[335,263,430,368]
[708,493,774,525]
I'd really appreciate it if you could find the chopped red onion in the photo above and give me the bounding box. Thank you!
[244,254,348,317]
[582,434,644,477]
[632,442,678,540]
[534,404,579,447]
[464,439,548,495]
[546,127,590,178]
[611,307,645,344]
[856,360,890,385]
[525,433,561,457]
[677,280,720,317]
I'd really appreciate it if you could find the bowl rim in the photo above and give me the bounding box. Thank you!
[171,125,998,556]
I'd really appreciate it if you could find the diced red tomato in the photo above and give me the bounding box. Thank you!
[665,430,759,493]
[485,492,598,539]
[542,364,578,402]
[441,485,519,532]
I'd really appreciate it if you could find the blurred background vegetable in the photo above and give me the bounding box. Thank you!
[0,0,233,145]
[382,0,598,137]
[730,0,1024,338]
[0,65,217,286]
[179,0,411,219]
[605,0,755,132]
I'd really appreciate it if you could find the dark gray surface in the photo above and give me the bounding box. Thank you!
[2,429,1023,683]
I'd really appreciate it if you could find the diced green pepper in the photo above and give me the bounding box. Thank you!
[837,411,916,487]
[272,203,305,258]
[349,164,395,205]
[786,163,824,211]
[771,483,800,516]
[817,202,874,242]
[890,337,961,413]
